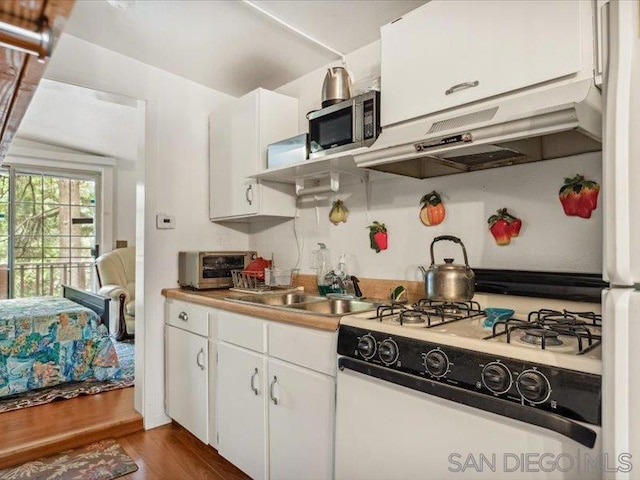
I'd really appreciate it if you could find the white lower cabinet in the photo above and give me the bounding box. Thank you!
[217,342,268,480]
[267,358,335,480]
[216,311,337,480]
[165,324,209,443]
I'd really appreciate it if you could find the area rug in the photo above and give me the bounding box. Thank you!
[0,438,138,479]
[0,340,134,414]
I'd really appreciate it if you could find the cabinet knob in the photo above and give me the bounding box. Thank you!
[178,311,189,321]
[250,367,259,395]
[245,184,253,205]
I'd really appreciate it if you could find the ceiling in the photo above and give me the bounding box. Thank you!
[64,0,426,97]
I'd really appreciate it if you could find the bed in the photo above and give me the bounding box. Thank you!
[0,286,121,398]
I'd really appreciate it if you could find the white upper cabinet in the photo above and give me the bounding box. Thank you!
[381,1,589,126]
[210,88,298,221]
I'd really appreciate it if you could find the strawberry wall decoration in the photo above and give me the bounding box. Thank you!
[419,191,446,226]
[367,221,388,253]
[559,175,600,219]
[488,208,522,246]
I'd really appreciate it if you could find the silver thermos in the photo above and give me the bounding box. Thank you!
[321,67,352,108]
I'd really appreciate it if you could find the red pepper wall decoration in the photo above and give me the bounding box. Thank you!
[558,174,600,219]
[488,208,522,246]
[367,221,388,253]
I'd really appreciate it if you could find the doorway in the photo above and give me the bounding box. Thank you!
[0,167,100,299]
[6,79,145,418]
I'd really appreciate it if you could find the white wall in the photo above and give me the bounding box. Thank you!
[44,34,249,429]
[249,41,603,279]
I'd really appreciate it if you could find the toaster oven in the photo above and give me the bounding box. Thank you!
[178,251,257,290]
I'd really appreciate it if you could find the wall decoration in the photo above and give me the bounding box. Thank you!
[367,221,388,253]
[488,208,522,246]
[559,174,600,219]
[329,199,349,225]
[419,191,446,226]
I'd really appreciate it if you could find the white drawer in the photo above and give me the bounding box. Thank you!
[166,299,209,337]
[268,322,337,376]
[218,311,266,353]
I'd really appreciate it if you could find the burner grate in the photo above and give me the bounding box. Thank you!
[486,309,601,354]
[372,299,484,327]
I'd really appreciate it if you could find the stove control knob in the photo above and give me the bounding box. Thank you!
[424,349,449,378]
[516,370,551,404]
[378,339,399,365]
[357,334,377,359]
[481,362,512,394]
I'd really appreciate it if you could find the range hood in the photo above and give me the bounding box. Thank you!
[354,79,602,179]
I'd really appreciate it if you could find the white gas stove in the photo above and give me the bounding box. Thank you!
[335,288,603,480]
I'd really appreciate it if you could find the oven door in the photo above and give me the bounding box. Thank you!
[335,360,602,480]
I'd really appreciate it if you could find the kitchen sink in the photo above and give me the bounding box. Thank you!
[289,299,378,316]
[225,292,379,317]
[226,292,326,306]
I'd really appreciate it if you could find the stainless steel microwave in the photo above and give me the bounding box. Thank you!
[178,251,257,290]
[307,90,380,159]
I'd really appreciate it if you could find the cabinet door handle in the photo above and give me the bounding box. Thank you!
[245,184,253,205]
[196,348,205,370]
[178,311,189,321]
[269,375,279,405]
[250,368,259,395]
[445,80,479,95]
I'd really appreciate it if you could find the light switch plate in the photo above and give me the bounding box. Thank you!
[156,214,175,229]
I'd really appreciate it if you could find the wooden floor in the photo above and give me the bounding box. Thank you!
[0,387,250,479]
[119,423,250,480]
[0,387,143,469]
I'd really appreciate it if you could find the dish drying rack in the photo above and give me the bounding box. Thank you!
[231,268,299,293]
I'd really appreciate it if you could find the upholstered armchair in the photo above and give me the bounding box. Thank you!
[95,247,135,341]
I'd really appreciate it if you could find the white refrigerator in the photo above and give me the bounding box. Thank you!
[602,1,640,479]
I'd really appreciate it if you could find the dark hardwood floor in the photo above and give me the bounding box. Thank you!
[120,423,250,480]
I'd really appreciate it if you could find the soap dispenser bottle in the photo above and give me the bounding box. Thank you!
[312,243,333,295]
[336,253,348,281]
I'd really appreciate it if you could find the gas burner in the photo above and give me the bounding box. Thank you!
[440,305,461,315]
[529,309,602,327]
[520,328,563,347]
[548,316,586,327]
[398,310,424,324]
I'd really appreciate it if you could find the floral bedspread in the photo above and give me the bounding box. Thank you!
[0,296,121,398]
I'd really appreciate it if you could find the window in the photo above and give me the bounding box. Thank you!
[0,167,100,298]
